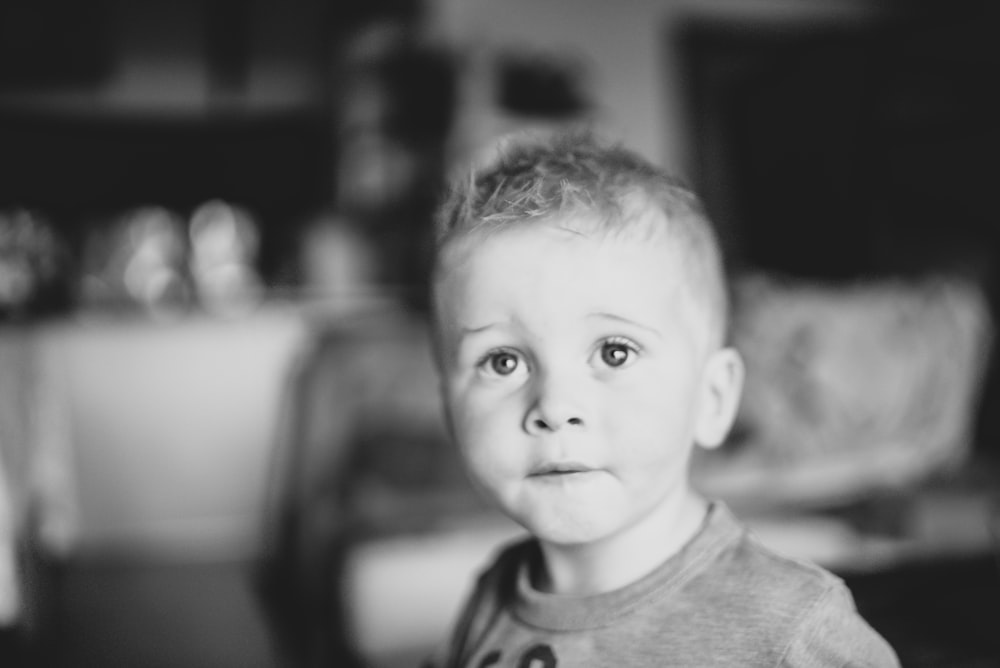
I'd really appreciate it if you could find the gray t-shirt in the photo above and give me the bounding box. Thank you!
[428,503,899,667]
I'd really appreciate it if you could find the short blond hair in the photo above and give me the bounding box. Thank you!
[433,130,730,347]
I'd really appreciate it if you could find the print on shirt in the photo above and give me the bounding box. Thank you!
[476,643,557,667]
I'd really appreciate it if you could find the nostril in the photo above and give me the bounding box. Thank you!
[526,413,583,433]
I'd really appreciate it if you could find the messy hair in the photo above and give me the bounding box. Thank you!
[433,129,731,346]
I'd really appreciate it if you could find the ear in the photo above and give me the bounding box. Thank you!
[694,347,745,450]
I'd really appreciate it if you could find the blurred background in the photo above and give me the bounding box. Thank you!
[1,0,999,666]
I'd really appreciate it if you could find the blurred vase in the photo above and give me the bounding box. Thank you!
[0,209,69,321]
[188,200,263,317]
[80,206,194,319]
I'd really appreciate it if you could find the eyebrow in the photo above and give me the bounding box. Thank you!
[587,312,661,337]
[459,322,502,337]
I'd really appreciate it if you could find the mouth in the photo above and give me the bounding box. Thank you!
[528,462,596,477]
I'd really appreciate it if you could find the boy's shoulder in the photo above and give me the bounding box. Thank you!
[440,505,898,667]
[678,504,856,623]
[678,505,899,666]
[713,511,846,598]
[472,503,846,605]
[468,503,848,620]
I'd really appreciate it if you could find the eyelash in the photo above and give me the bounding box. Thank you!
[474,336,641,376]
[476,348,525,376]
[598,336,641,368]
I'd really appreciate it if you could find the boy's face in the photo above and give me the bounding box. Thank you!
[434,220,740,547]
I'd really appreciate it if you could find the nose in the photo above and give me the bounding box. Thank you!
[523,372,586,434]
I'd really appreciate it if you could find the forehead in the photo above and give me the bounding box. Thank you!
[434,204,703,295]
[440,211,665,271]
[433,220,698,334]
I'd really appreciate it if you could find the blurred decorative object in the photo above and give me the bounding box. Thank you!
[496,48,591,118]
[334,21,453,216]
[337,130,419,213]
[81,206,193,319]
[334,21,410,214]
[0,208,68,320]
[257,313,494,666]
[447,43,596,179]
[298,212,378,306]
[693,273,993,507]
[189,200,263,316]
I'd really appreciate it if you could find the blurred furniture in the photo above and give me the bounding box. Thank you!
[0,305,309,665]
[0,299,515,667]
[256,308,519,667]
[694,273,993,510]
[18,308,306,558]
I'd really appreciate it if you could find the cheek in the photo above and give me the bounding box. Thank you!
[450,388,522,469]
[604,376,699,452]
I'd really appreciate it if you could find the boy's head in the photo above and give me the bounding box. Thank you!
[431,131,743,550]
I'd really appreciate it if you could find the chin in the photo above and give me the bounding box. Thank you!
[516,507,622,547]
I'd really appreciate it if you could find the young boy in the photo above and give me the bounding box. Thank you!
[426,131,899,667]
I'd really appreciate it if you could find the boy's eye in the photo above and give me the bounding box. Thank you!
[598,339,637,368]
[484,350,521,376]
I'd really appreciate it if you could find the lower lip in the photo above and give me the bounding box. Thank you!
[529,470,600,482]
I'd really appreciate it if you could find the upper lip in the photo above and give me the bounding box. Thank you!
[529,461,594,476]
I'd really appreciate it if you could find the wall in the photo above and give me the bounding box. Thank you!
[429,0,881,173]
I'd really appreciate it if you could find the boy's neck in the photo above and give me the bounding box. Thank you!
[534,489,709,596]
